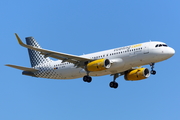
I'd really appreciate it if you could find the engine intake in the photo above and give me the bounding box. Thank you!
[124,68,150,81]
[87,59,111,72]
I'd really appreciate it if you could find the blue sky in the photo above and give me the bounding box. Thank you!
[1,0,180,120]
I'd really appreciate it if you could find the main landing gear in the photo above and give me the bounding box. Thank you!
[83,75,92,83]
[83,71,92,83]
[83,73,120,89]
[150,63,156,75]
[109,73,120,89]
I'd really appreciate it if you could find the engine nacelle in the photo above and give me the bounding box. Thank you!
[87,59,111,72]
[124,68,150,81]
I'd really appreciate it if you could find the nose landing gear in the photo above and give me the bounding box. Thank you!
[150,63,156,75]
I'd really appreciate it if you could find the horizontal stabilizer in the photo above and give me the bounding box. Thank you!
[5,64,38,72]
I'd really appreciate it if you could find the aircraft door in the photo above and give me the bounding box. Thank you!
[143,43,149,54]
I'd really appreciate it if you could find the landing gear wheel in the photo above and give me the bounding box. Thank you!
[113,82,118,88]
[151,70,156,75]
[109,82,114,88]
[83,75,88,82]
[109,81,118,89]
[83,75,92,83]
[86,77,92,83]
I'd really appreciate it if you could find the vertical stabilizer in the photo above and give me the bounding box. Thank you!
[26,37,52,67]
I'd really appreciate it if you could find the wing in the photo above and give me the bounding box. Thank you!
[15,33,91,65]
[6,64,38,71]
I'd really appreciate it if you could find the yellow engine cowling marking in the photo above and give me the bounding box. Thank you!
[87,59,111,72]
[124,68,150,81]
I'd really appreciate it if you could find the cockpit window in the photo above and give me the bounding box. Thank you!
[155,44,168,47]
[163,44,168,47]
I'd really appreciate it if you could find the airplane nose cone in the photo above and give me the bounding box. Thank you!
[168,47,175,56]
[153,47,175,62]
[164,47,175,58]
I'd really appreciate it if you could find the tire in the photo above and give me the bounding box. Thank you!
[109,82,114,88]
[151,70,156,75]
[113,82,118,88]
[86,76,92,83]
[83,75,88,82]
[109,82,118,88]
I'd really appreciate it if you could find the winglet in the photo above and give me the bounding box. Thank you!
[15,33,26,46]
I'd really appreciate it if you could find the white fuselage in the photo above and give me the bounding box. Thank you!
[33,41,175,79]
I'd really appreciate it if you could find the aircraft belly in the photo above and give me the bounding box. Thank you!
[62,68,83,79]
[35,67,61,79]
[90,66,130,76]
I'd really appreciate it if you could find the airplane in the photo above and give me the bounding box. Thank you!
[6,33,175,89]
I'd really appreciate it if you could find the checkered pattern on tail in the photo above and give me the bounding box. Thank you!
[26,37,52,67]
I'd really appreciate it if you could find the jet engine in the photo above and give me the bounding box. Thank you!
[124,68,150,81]
[87,59,111,72]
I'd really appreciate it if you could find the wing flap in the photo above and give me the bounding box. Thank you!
[5,64,38,72]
